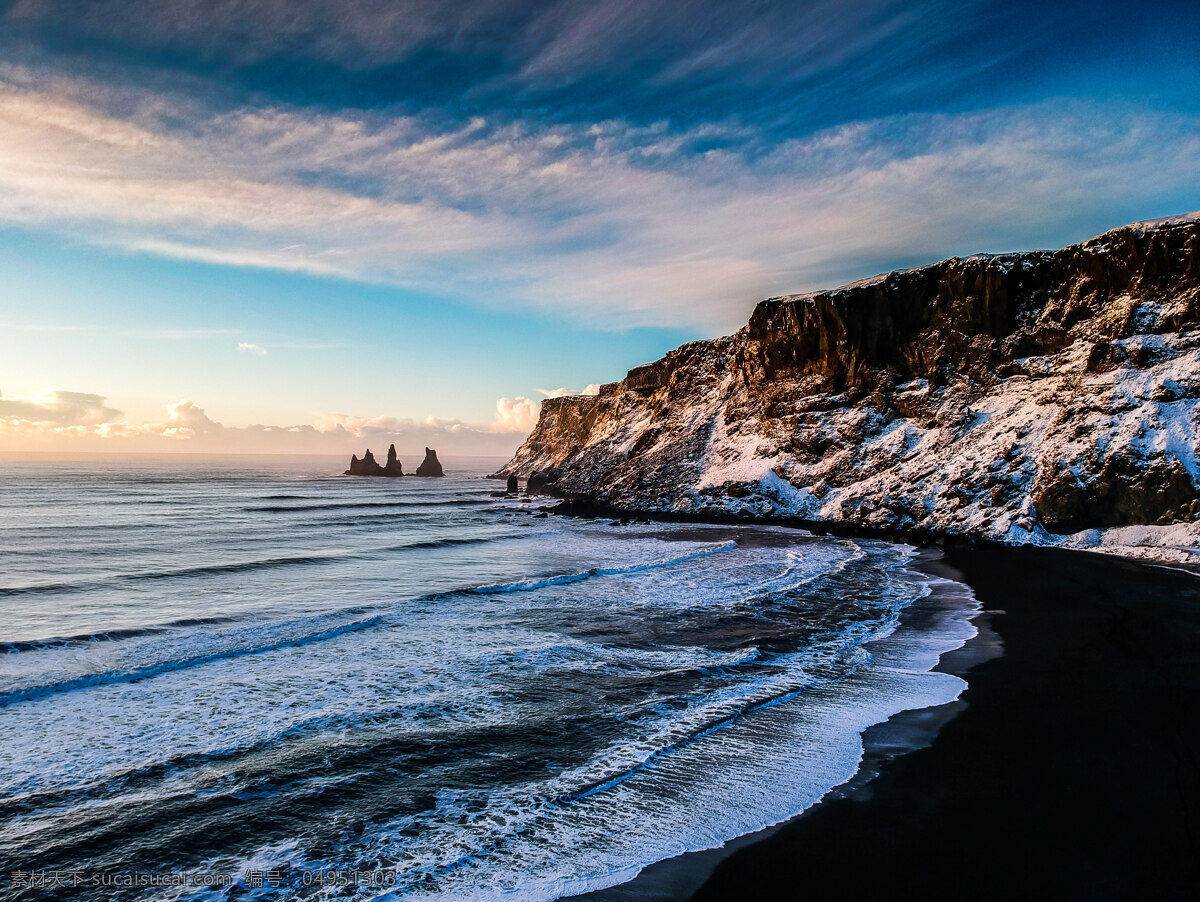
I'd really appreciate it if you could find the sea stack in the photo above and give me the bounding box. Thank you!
[506,474,519,493]
[358,448,383,476]
[415,447,445,477]
[344,446,403,477]
[383,444,404,477]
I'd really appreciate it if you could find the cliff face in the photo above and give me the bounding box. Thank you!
[500,215,1200,561]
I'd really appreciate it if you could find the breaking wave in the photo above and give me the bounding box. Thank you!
[470,540,739,594]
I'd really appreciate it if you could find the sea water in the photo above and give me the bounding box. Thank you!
[0,455,977,900]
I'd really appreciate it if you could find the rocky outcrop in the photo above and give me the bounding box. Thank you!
[383,444,404,477]
[346,448,383,476]
[344,444,433,478]
[414,447,444,477]
[526,470,559,495]
[501,214,1200,562]
[506,474,519,493]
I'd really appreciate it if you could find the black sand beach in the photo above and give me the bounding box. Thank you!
[690,546,1200,901]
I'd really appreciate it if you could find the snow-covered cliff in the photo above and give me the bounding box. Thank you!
[500,215,1200,562]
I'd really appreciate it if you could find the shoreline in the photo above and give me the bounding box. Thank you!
[688,544,1200,901]
[526,496,1200,569]
[569,545,996,902]
[569,540,1200,901]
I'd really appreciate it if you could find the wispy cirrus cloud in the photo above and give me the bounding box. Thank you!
[2,0,526,67]
[513,0,956,87]
[2,0,982,90]
[2,67,1199,332]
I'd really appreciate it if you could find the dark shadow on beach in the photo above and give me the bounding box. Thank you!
[686,546,1200,901]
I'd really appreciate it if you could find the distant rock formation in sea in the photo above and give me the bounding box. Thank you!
[506,474,519,493]
[415,447,445,477]
[383,444,404,477]
[344,443,423,478]
[346,448,382,476]
[498,214,1200,562]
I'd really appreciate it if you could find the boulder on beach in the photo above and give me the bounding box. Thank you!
[526,469,560,495]
[415,447,444,477]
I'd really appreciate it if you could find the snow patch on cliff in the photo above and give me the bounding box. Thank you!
[696,413,777,489]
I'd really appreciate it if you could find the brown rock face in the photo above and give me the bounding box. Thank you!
[742,216,1200,390]
[499,216,1200,558]
[526,470,560,495]
[360,449,383,476]
[1032,454,1197,533]
[414,447,444,477]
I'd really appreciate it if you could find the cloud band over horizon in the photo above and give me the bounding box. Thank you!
[0,387,559,454]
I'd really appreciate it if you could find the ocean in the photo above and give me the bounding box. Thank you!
[0,455,978,901]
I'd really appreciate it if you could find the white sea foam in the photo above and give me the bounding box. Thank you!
[202,547,977,902]
[373,563,976,901]
[470,540,738,594]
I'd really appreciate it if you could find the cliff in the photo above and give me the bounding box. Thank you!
[499,214,1200,562]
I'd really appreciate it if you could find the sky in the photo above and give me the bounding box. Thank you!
[1,0,1198,455]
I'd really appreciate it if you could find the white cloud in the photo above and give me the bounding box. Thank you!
[539,385,601,398]
[237,342,268,355]
[492,396,542,432]
[0,69,1197,331]
[163,398,220,433]
[0,389,123,425]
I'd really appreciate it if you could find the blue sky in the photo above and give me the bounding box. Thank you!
[1,0,1198,453]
